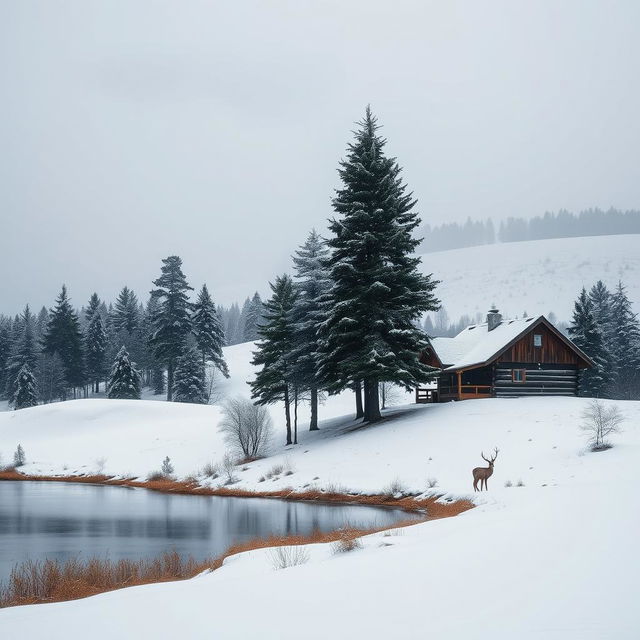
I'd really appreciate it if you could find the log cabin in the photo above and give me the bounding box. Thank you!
[416,309,593,403]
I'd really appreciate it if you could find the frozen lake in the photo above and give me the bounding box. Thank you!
[0,481,417,583]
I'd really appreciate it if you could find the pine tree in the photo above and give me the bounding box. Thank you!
[588,281,618,393]
[250,275,297,445]
[291,230,331,431]
[172,346,206,404]
[37,352,65,403]
[5,305,39,401]
[242,293,264,342]
[112,287,140,335]
[13,364,38,409]
[192,284,229,377]
[148,256,193,401]
[141,296,164,392]
[42,285,85,396]
[610,281,640,399]
[0,316,12,400]
[318,107,440,422]
[85,304,107,393]
[107,346,141,399]
[568,288,608,397]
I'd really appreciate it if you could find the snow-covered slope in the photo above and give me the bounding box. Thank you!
[1,396,639,639]
[420,234,640,322]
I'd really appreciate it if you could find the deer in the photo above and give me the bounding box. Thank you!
[472,448,499,491]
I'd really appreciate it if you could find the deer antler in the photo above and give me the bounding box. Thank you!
[491,447,499,462]
[481,451,490,463]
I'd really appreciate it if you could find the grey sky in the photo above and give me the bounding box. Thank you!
[2,0,640,314]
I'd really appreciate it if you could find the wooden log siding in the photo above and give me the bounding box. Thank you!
[497,324,582,366]
[494,365,578,397]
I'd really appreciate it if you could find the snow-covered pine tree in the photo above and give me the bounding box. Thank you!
[588,281,617,392]
[250,274,297,445]
[192,284,229,377]
[13,364,38,409]
[243,293,264,342]
[5,305,39,402]
[317,107,440,422]
[107,346,141,400]
[172,346,206,404]
[148,256,193,401]
[84,293,107,393]
[610,281,640,399]
[112,286,140,335]
[291,229,331,431]
[0,316,12,400]
[224,303,241,345]
[37,352,65,403]
[42,285,85,397]
[568,288,608,397]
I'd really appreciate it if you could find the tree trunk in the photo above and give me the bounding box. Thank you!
[167,361,174,401]
[363,379,381,423]
[354,380,364,419]
[284,386,292,445]
[293,386,298,445]
[309,386,319,431]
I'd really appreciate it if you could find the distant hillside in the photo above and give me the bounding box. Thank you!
[420,234,640,322]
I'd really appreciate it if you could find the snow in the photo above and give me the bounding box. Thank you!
[0,341,639,638]
[420,234,640,321]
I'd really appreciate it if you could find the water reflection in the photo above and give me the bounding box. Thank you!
[0,481,417,582]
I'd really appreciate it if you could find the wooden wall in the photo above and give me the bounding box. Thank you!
[497,324,582,366]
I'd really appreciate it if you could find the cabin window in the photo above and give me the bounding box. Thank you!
[512,369,526,383]
[533,334,542,347]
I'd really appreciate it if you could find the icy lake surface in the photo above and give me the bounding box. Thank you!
[0,481,417,582]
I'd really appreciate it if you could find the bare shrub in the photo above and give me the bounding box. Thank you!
[516,479,525,487]
[269,546,309,570]
[201,462,219,478]
[161,456,174,476]
[13,445,26,467]
[266,463,284,479]
[220,452,237,485]
[504,479,513,488]
[332,528,363,554]
[383,478,407,496]
[95,457,107,474]
[426,477,438,489]
[146,471,165,481]
[581,400,624,451]
[219,396,273,459]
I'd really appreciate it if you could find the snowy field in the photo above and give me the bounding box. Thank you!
[1,343,639,638]
[420,234,640,322]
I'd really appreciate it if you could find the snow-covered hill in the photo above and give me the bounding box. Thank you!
[420,234,640,322]
[1,393,639,638]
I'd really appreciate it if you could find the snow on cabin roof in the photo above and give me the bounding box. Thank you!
[430,316,538,371]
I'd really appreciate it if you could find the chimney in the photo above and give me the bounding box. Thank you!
[487,308,502,332]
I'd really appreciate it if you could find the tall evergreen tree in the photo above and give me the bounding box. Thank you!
[13,364,38,409]
[0,316,12,400]
[172,346,206,404]
[242,293,264,342]
[291,230,331,430]
[250,275,297,445]
[84,294,107,394]
[107,346,141,399]
[318,107,440,422]
[192,284,229,377]
[148,256,193,401]
[568,288,608,397]
[610,281,640,399]
[5,305,39,401]
[42,285,85,395]
[112,286,140,335]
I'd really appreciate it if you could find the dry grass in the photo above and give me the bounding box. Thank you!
[331,527,364,554]
[0,551,214,608]
[269,545,310,569]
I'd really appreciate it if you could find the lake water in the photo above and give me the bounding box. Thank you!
[0,481,417,583]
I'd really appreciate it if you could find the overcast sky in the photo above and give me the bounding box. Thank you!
[2,0,640,314]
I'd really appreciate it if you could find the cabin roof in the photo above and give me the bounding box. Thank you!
[428,315,592,371]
